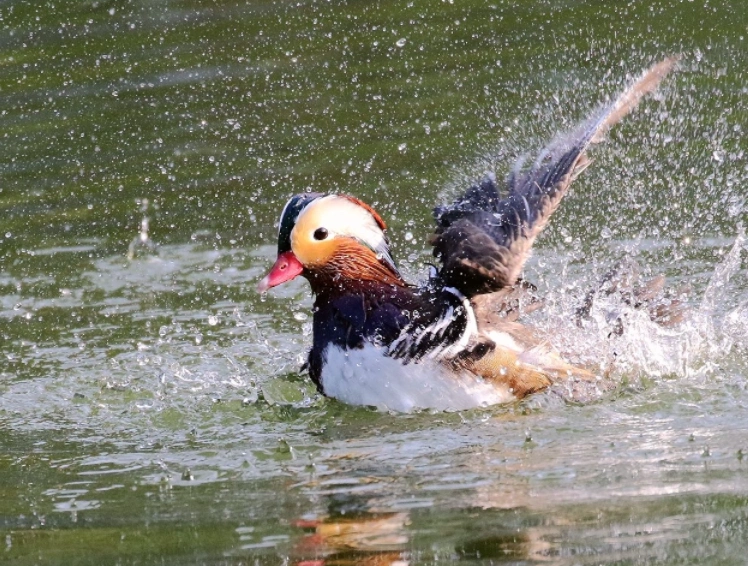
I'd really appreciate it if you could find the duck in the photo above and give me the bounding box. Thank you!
[257,58,679,412]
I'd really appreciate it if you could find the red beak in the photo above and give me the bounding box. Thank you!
[257,251,304,293]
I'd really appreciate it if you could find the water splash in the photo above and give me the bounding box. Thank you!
[700,229,748,355]
[127,198,159,260]
[546,232,747,389]
[698,229,745,320]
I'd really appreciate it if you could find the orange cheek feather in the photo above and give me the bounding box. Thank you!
[257,251,304,292]
[291,230,337,268]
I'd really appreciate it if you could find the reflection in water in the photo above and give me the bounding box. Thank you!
[286,490,748,565]
[288,505,594,565]
[290,486,558,565]
[295,512,409,566]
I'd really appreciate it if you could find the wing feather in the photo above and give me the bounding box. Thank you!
[432,57,678,297]
[388,288,474,363]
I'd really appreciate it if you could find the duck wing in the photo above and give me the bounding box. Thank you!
[431,57,678,298]
[388,287,475,363]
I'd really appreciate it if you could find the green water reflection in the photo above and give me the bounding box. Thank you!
[1,0,748,564]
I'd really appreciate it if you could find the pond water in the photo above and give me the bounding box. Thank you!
[1,0,747,564]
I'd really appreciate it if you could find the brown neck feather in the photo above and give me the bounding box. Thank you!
[303,240,407,298]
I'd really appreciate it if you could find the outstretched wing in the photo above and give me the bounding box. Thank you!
[431,57,678,298]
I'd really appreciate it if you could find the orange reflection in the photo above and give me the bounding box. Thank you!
[294,512,410,566]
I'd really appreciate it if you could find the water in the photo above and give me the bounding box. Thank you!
[1,0,748,564]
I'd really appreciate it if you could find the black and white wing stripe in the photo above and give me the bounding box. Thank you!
[388,287,477,363]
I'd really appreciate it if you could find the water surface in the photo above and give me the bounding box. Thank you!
[1,0,748,564]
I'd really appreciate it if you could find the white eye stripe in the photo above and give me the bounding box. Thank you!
[298,195,390,255]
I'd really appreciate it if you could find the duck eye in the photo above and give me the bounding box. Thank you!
[313,227,329,241]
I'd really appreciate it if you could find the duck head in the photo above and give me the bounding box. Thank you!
[257,193,404,295]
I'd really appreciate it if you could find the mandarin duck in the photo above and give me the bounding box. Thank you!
[258,58,678,412]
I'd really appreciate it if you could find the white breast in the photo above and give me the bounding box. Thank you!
[320,344,515,412]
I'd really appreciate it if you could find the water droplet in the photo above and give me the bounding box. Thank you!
[395,38,407,48]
